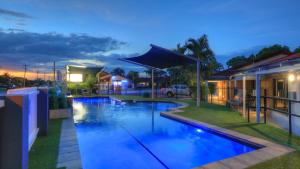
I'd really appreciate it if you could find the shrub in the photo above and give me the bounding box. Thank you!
[142,92,150,98]
[49,88,69,109]
[49,94,59,109]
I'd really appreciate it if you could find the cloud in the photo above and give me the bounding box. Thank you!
[0,8,33,19]
[0,29,130,72]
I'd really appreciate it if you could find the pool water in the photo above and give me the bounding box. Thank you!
[73,98,256,169]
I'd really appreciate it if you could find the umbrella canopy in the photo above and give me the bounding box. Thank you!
[121,44,196,69]
[119,44,201,107]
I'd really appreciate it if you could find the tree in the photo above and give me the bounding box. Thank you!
[174,43,187,54]
[294,46,300,53]
[226,56,249,68]
[226,45,291,69]
[255,44,290,61]
[167,66,189,85]
[83,74,97,90]
[185,34,222,80]
[111,67,125,76]
[144,69,167,77]
[126,71,139,88]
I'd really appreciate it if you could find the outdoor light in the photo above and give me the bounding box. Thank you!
[196,129,203,133]
[113,81,121,86]
[69,74,83,82]
[288,74,295,82]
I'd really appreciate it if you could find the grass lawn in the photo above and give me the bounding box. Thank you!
[113,95,300,169]
[29,119,64,169]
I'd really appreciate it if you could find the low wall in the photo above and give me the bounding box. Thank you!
[272,110,300,136]
[7,87,39,150]
[49,108,71,119]
[0,100,4,108]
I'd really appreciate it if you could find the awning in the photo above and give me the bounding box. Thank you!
[120,44,196,69]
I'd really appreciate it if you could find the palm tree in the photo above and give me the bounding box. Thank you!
[184,35,223,102]
[185,34,221,79]
[174,43,187,54]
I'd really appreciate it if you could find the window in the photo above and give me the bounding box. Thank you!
[274,79,287,97]
[273,79,288,111]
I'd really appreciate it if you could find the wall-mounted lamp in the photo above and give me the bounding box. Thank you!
[288,74,295,82]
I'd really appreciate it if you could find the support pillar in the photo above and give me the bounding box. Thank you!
[256,74,261,123]
[234,79,237,88]
[196,59,200,107]
[243,76,246,117]
[205,81,209,102]
[228,79,231,102]
[37,88,49,136]
[151,69,154,99]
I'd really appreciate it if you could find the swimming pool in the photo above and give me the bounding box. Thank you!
[73,97,257,169]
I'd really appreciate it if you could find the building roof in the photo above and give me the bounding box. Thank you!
[209,53,300,80]
[67,65,104,74]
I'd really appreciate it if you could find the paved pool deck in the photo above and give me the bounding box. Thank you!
[160,104,295,169]
[56,117,82,169]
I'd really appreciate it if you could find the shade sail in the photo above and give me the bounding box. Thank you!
[121,44,196,69]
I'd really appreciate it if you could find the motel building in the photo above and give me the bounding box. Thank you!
[97,71,130,95]
[66,65,104,83]
[66,65,130,94]
[206,53,300,136]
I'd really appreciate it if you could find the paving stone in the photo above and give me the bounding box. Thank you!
[201,162,230,169]
[235,153,262,166]
[56,118,82,169]
[57,159,82,169]
[220,157,249,169]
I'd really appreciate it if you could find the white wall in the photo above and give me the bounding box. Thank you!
[7,87,39,150]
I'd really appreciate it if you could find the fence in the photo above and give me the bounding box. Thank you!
[247,90,300,135]
[0,87,49,169]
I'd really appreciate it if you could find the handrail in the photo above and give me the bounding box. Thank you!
[248,95,300,103]
[247,95,300,135]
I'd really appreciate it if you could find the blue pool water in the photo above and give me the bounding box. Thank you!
[73,98,256,169]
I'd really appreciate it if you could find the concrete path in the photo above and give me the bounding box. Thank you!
[56,118,82,169]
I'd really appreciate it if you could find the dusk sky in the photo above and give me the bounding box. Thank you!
[1,0,300,77]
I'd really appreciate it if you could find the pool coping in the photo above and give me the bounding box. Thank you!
[56,117,82,169]
[159,103,295,169]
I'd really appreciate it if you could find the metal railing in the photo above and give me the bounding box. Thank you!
[247,91,300,135]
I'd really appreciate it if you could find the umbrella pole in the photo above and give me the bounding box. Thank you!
[197,59,200,107]
[152,69,154,100]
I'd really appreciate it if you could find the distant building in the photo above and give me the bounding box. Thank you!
[56,70,63,82]
[66,65,103,83]
[97,71,130,94]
